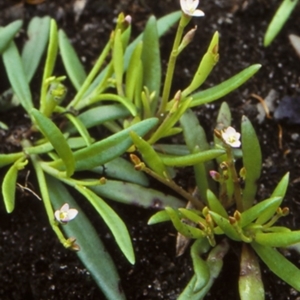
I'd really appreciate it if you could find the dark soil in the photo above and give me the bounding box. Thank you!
[0,0,300,299]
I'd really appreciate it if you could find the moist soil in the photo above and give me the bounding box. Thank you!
[0,0,300,299]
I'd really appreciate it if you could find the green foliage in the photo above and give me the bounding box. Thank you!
[0,4,282,299]
[264,0,299,47]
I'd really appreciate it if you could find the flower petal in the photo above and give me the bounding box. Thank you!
[60,203,70,212]
[192,9,205,17]
[54,210,62,222]
[67,209,79,221]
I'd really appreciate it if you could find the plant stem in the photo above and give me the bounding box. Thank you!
[226,147,243,212]
[67,39,112,110]
[28,146,67,245]
[142,166,203,210]
[158,14,190,115]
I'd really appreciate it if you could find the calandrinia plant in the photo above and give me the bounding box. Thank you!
[0,0,263,298]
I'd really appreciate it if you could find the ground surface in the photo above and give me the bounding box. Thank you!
[0,0,300,299]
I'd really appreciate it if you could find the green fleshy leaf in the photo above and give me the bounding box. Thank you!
[2,40,33,114]
[31,108,75,177]
[90,180,184,209]
[59,29,87,91]
[141,16,161,112]
[166,207,205,239]
[241,115,262,209]
[22,16,51,82]
[113,29,124,95]
[181,109,215,202]
[179,64,261,108]
[66,104,131,134]
[210,211,241,241]
[256,172,289,225]
[153,144,190,156]
[182,32,219,97]
[148,210,171,225]
[160,149,225,167]
[207,189,228,218]
[190,238,211,292]
[2,157,28,213]
[51,118,158,171]
[0,152,25,168]
[251,241,300,291]
[75,185,135,264]
[125,41,143,102]
[264,0,299,47]
[240,197,282,227]
[178,239,229,299]
[46,176,126,300]
[239,244,264,300]
[92,157,149,186]
[178,208,206,224]
[0,20,22,54]
[130,131,170,178]
[40,19,58,111]
[254,231,300,248]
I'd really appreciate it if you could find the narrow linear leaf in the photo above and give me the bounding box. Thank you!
[256,173,289,225]
[239,244,264,300]
[240,196,282,227]
[190,238,211,292]
[0,20,23,54]
[207,189,228,218]
[251,241,300,291]
[130,131,169,178]
[160,149,225,167]
[179,208,206,224]
[22,16,51,82]
[210,211,241,241]
[241,115,262,209]
[113,29,124,95]
[2,158,28,213]
[46,176,126,300]
[125,41,143,101]
[90,180,184,209]
[171,64,261,108]
[141,16,161,112]
[254,231,300,248]
[51,118,158,171]
[181,109,215,201]
[40,19,58,110]
[76,185,135,264]
[59,29,87,91]
[264,0,299,47]
[2,41,33,113]
[166,207,205,239]
[92,157,149,186]
[31,108,75,177]
[178,239,229,300]
[0,152,25,168]
[65,104,131,134]
[148,210,171,224]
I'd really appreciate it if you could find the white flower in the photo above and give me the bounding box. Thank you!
[221,127,241,148]
[180,0,205,17]
[55,203,78,224]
